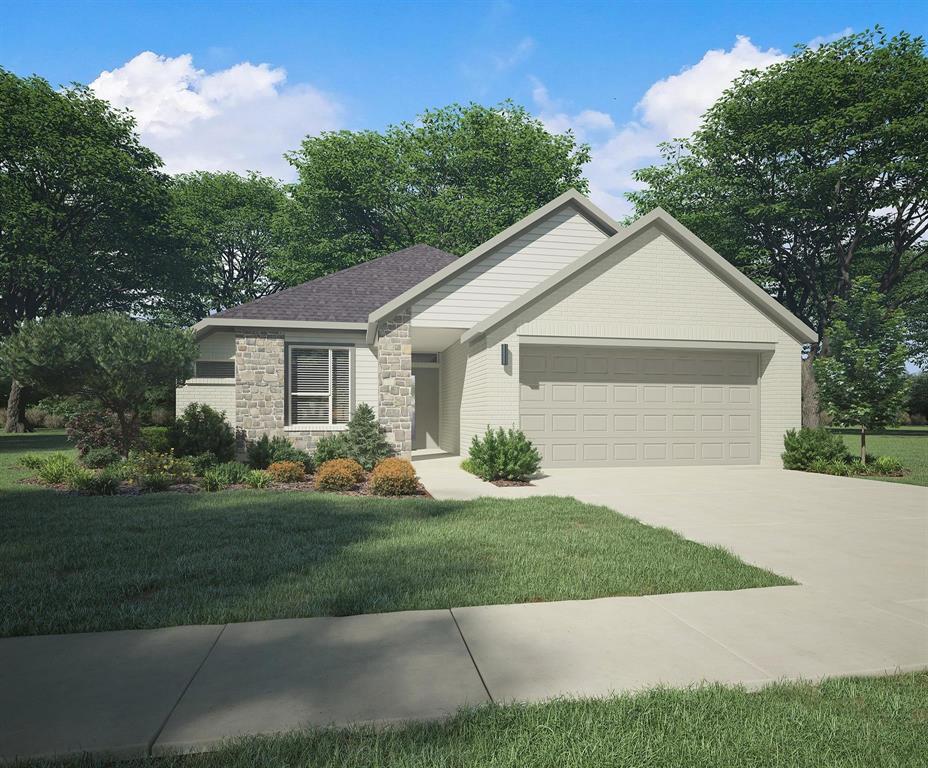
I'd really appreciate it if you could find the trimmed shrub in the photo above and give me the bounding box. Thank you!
[267,460,305,483]
[467,426,541,481]
[315,458,364,491]
[80,446,121,469]
[344,403,394,470]
[140,425,171,453]
[244,469,272,489]
[369,457,419,496]
[170,403,235,461]
[247,434,313,471]
[36,454,79,484]
[190,452,219,475]
[65,411,126,455]
[781,428,850,471]
[313,432,350,465]
[18,453,48,470]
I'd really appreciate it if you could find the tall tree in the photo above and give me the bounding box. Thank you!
[156,172,287,325]
[0,69,181,430]
[274,102,591,284]
[628,30,928,357]
[0,314,196,455]
[814,278,909,463]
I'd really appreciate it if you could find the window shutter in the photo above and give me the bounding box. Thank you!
[332,349,350,423]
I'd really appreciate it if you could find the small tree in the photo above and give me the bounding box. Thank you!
[814,278,910,463]
[0,314,196,455]
[907,372,928,422]
[344,402,394,470]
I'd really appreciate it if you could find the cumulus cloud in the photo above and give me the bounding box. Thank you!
[807,27,853,50]
[533,36,786,217]
[91,51,343,178]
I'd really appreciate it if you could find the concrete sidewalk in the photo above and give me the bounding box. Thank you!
[2,463,926,762]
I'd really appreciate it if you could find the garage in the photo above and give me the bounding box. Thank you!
[519,345,760,467]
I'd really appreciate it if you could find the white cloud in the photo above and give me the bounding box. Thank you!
[533,36,786,217]
[807,27,853,50]
[493,37,535,72]
[91,51,343,178]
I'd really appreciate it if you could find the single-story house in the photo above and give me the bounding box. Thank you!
[178,190,817,467]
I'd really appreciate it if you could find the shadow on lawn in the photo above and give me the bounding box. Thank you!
[0,431,70,454]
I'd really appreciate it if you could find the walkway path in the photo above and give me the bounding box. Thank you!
[2,463,926,761]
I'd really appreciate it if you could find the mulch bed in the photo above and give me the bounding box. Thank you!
[489,479,533,487]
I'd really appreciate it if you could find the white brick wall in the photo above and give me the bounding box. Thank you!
[456,230,802,464]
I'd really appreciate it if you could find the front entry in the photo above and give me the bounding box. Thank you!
[412,366,440,450]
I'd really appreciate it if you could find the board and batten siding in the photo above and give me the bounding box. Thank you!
[457,229,803,464]
[411,206,608,328]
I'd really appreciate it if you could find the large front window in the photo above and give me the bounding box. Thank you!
[289,346,351,426]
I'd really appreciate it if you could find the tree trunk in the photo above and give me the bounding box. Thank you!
[860,426,867,465]
[5,379,26,433]
[801,358,821,428]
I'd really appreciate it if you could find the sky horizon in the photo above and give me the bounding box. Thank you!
[1,0,925,219]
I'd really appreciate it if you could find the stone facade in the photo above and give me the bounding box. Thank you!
[376,310,413,457]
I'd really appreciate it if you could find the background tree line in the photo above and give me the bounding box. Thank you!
[2,27,925,433]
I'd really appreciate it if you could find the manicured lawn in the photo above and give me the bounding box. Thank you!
[39,673,928,768]
[836,431,928,487]
[0,431,790,637]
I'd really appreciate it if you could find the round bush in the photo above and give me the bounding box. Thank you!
[170,403,235,461]
[80,446,121,469]
[315,458,364,491]
[140,425,171,453]
[368,457,419,496]
[267,460,305,483]
[781,428,849,471]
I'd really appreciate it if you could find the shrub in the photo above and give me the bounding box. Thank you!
[200,469,226,492]
[36,454,79,484]
[247,434,313,471]
[267,460,305,483]
[65,411,125,455]
[140,425,171,453]
[344,403,394,470]
[873,455,905,475]
[124,451,195,484]
[24,407,48,428]
[315,458,364,491]
[66,466,121,495]
[313,432,350,465]
[140,472,173,492]
[467,426,541,481]
[190,452,219,475]
[80,446,121,469]
[147,406,174,426]
[244,469,272,489]
[781,428,850,471]
[369,457,419,496]
[170,403,235,461]
[18,453,48,470]
[209,461,250,485]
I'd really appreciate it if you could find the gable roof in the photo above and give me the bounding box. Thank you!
[460,207,818,345]
[365,189,620,342]
[193,244,457,333]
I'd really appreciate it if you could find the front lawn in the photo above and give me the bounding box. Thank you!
[39,673,928,768]
[837,431,928,487]
[0,432,790,637]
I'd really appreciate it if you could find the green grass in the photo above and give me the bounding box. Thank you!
[32,673,928,768]
[0,431,790,637]
[837,431,928,487]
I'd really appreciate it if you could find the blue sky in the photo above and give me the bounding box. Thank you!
[1,0,925,216]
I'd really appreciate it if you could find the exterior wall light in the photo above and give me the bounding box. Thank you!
[500,343,509,366]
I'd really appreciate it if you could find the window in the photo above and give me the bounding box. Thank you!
[289,346,351,426]
[195,360,235,378]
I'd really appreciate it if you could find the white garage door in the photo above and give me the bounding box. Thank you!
[519,346,759,467]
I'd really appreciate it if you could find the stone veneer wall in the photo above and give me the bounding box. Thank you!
[376,310,413,457]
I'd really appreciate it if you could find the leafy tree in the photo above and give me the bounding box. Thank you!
[0,68,182,430]
[157,172,287,325]
[0,314,197,454]
[907,372,928,421]
[274,102,591,284]
[814,279,909,462]
[628,30,928,357]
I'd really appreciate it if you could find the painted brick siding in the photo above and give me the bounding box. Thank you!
[460,230,802,464]
[411,206,608,328]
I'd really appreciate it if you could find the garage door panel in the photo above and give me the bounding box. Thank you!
[520,346,759,467]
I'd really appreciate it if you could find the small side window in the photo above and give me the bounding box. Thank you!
[196,360,235,379]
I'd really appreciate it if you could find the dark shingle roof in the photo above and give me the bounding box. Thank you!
[213,244,457,323]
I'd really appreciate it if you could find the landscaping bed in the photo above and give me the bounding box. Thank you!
[28,673,928,768]
[0,431,791,638]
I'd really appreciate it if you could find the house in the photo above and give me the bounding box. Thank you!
[177,190,817,467]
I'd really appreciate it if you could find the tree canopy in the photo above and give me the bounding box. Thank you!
[156,171,287,326]
[273,102,591,284]
[628,29,928,359]
[0,314,197,453]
